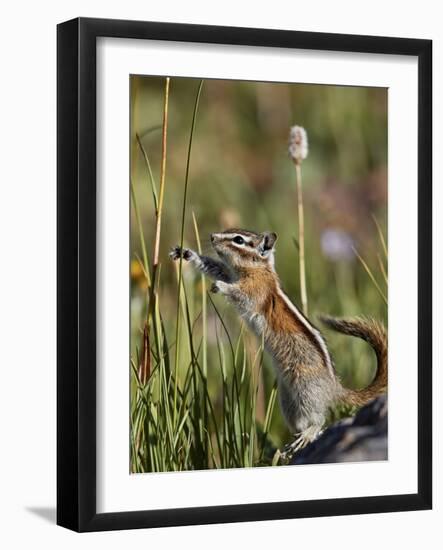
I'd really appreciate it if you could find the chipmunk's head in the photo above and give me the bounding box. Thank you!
[211,229,278,270]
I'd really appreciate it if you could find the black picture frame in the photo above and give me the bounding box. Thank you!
[57,17,432,532]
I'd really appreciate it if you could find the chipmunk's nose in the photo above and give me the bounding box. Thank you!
[210,233,215,243]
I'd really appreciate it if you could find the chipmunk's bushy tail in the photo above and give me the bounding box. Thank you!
[320,316,387,407]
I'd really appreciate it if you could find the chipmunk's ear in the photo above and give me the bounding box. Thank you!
[260,232,278,254]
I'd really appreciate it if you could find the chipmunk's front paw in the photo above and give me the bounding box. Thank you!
[169,246,192,261]
[211,281,229,294]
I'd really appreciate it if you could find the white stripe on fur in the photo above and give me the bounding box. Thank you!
[277,288,335,377]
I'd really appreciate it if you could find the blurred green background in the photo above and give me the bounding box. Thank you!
[130,76,387,469]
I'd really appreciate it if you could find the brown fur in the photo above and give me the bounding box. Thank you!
[320,316,388,407]
[231,257,388,412]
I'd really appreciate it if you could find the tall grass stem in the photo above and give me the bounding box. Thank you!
[353,246,388,305]
[295,162,308,316]
[153,77,170,270]
[136,132,158,212]
[192,211,207,376]
[147,77,170,322]
[130,179,151,287]
[173,79,204,425]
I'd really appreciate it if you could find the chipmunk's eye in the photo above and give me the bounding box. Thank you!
[233,236,245,245]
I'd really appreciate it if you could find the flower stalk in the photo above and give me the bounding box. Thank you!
[289,125,309,316]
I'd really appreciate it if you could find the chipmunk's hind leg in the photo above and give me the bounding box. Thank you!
[277,380,325,459]
[281,425,323,458]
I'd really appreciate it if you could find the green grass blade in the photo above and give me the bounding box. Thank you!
[130,178,151,286]
[371,213,388,260]
[136,132,159,212]
[353,246,388,305]
[173,80,204,425]
[192,211,207,377]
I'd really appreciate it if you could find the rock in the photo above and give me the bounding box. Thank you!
[290,396,387,465]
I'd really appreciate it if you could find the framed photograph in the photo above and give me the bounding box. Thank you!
[57,17,432,532]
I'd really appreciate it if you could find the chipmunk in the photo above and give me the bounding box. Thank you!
[170,229,387,454]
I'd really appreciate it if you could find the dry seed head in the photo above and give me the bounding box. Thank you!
[288,125,308,164]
